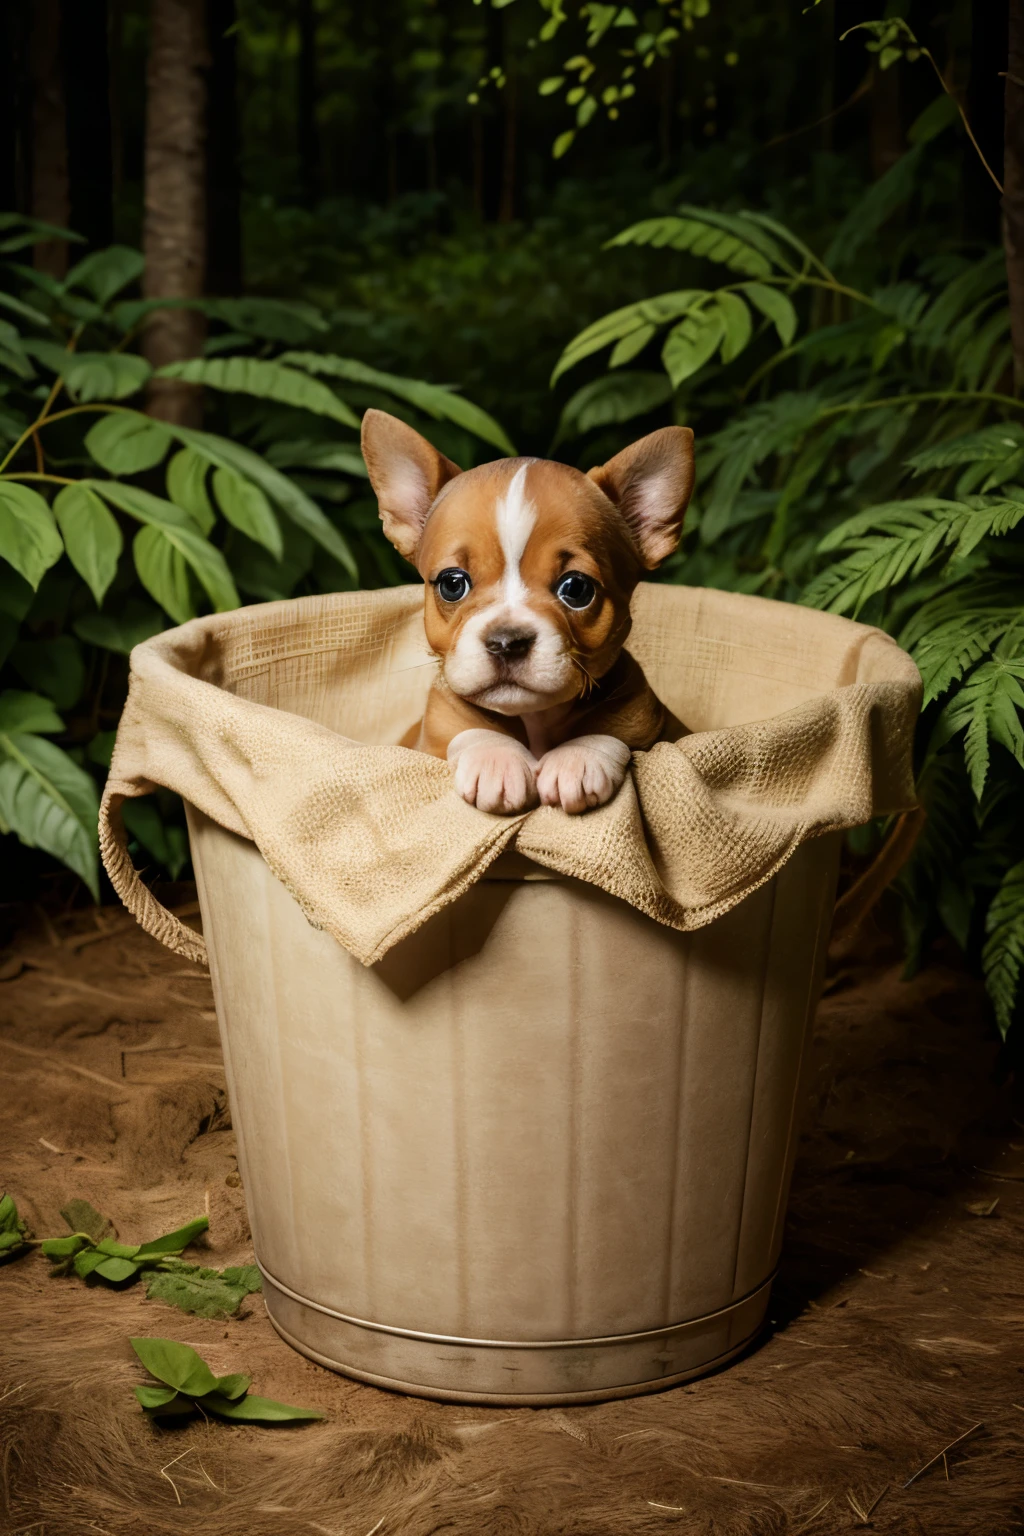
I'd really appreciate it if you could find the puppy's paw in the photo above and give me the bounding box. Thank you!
[448,729,539,815]
[536,734,631,815]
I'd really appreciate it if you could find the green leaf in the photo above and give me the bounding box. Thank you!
[84,412,172,476]
[166,448,215,534]
[907,90,960,147]
[155,356,360,428]
[135,1215,209,1258]
[825,143,927,272]
[0,733,99,897]
[130,1336,221,1396]
[9,636,85,711]
[84,481,240,615]
[132,526,193,624]
[553,129,576,159]
[212,1372,252,1400]
[906,424,1024,475]
[662,308,725,387]
[0,481,64,589]
[715,291,753,364]
[199,1391,324,1423]
[94,1255,140,1283]
[550,290,706,384]
[741,281,798,346]
[0,1193,28,1255]
[134,1384,183,1411]
[74,601,163,655]
[0,690,63,734]
[60,353,152,403]
[554,370,673,442]
[162,425,355,576]
[144,1264,260,1319]
[933,652,1024,799]
[983,860,1024,1038]
[74,1248,111,1279]
[220,1264,261,1292]
[280,353,517,456]
[608,324,656,368]
[265,440,368,477]
[95,1237,141,1258]
[41,1234,90,1258]
[60,1198,114,1243]
[604,208,787,277]
[65,246,145,306]
[211,468,282,557]
[53,484,123,605]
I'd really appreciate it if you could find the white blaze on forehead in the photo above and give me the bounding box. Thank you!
[494,462,535,605]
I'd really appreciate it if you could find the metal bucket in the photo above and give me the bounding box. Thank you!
[188,806,838,1404]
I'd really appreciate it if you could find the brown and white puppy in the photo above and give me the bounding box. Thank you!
[361,409,694,815]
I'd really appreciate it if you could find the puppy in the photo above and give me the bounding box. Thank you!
[361,409,694,815]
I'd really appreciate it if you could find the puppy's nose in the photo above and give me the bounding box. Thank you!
[484,626,536,659]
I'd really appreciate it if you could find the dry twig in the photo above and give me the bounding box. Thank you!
[903,1422,984,1489]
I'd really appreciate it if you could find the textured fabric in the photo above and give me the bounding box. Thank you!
[99,582,921,966]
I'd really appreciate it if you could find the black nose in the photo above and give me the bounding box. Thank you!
[484,626,536,659]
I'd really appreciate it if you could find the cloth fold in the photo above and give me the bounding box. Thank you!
[100,582,921,967]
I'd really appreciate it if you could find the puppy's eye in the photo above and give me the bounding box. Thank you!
[555,571,596,610]
[434,568,472,603]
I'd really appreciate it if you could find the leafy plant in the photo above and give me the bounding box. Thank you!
[0,217,513,895]
[551,133,1024,1038]
[0,1191,28,1258]
[131,1336,324,1424]
[6,1194,263,1318]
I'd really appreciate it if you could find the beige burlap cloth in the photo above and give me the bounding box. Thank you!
[99,582,921,967]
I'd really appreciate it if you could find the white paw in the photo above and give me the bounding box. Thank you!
[536,734,631,815]
[448,729,538,815]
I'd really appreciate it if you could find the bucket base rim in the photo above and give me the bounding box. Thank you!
[261,1272,772,1405]
[266,1309,761,1404]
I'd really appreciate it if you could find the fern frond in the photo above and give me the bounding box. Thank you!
[932,646,1024,799]
[604,205,793,278]
[983,860,1024,1037]
[906,424,1024,475]
[550,290,705,383]
[916,250,1006,349]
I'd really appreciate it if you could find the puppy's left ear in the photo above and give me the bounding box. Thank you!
[588,426,694,569]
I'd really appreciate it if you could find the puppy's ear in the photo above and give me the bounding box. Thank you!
[587,426,694,569]
[361,409,462,562]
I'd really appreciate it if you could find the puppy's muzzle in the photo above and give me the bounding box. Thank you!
[483,625,536,661]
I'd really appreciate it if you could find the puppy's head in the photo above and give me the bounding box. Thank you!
[362,409,694,715]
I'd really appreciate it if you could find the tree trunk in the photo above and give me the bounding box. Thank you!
[63,0,114,251]
[30,0,70,278]
[966,0,1007,243]
[206,0,242,293]
[497,68,517,224]
[142,0,208,426]
[296,0,319,207]
[0,0,26,213]
[1006,2,1024,392]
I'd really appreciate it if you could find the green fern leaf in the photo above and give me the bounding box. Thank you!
[603,211,780,278]
[906,424,1024,475]
[933,650,1024,799]
[983,860,1024,1037]
[550,291,704,383]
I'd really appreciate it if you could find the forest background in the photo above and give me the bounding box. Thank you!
[1,0,1022,1057]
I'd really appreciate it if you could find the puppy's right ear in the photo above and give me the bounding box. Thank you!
[361,409,462,563]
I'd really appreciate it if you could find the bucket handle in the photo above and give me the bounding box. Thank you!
[99,783,208,966]
[830,806,926,943]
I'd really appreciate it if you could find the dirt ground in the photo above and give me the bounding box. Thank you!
[1,896,1023,1536]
